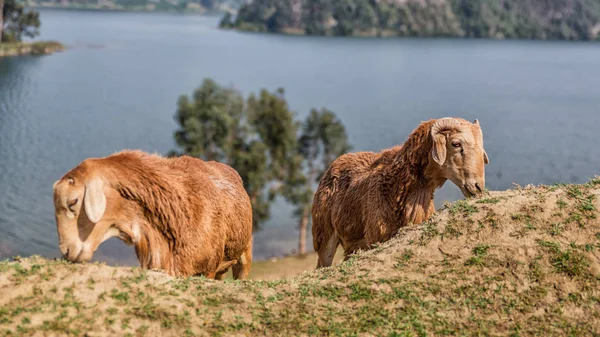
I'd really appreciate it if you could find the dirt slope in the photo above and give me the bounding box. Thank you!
[1,180,600,336]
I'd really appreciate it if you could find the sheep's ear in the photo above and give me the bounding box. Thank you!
[483,150,489,164]
[431,134,447,165]
[84,178,106,223]
[473,119,480,125]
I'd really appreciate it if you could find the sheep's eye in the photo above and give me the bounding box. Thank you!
[452,141,461,148]
[67,198,78,211]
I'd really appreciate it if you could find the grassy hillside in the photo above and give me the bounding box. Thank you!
[2,180,600,336]
[222,0,600,40]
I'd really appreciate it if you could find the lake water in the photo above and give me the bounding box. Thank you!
[2,9,600,265]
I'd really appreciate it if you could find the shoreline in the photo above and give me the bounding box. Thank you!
[221,26,600,43]
[0,41,65,58]
[32,4,231,15]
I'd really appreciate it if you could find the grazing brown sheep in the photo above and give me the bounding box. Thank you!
[312,117,489,268]
[52,150,253,279]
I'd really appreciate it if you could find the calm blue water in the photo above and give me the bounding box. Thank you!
[1,9,600,265]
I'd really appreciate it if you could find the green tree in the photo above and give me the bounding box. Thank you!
[355,0,377,33]
[304,0,332,35]
[172,79,351,249]
[244,87,300,227]
[172,79,271,230]
[173,78,244,162]
[172,79,302,231]
[219,11,233,28]
[268,0,288,31]
[228,0,600,40]
[246,87,300,186]
[285,108,351,255]
[1,0,40,42]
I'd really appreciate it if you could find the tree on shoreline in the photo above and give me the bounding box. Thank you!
[219,11,233,28]
[284,108,350,255]
[171,79,352,254]
[221,0,600,41]
[171,79,301,232]
[1,0,41,43]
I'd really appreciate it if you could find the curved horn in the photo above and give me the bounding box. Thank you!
[431,117,461,136]
[431,118,460,165]
[84,177,106,223]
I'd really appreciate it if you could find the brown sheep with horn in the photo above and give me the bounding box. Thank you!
[312,117,489,268]
[52,150,253,279]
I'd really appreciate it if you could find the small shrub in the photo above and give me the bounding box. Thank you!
[465,245,490,266]
[448,200,478,216]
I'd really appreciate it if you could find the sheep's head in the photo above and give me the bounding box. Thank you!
[52,166,121,263]
[431,117,489,198]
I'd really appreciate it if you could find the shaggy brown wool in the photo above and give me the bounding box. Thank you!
[311,117,488,268]
[52,150,253,279]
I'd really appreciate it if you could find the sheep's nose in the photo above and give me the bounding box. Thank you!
[475,182,483,193]
[465,179,484,196]
[59,243,78,261]
[59,244,69,257]
[60,247,70,260]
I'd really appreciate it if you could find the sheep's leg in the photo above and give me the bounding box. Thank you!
[232,240,252,280]
[343,250,355,261]
[316,232,339,268]
[215,270,228,280]
[214,259,238,280]
[216,260,238,273]
[342,238,369,261]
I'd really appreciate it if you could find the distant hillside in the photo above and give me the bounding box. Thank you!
[30,0,243,13]
[221,0,600,40]
[2,180,600,335]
